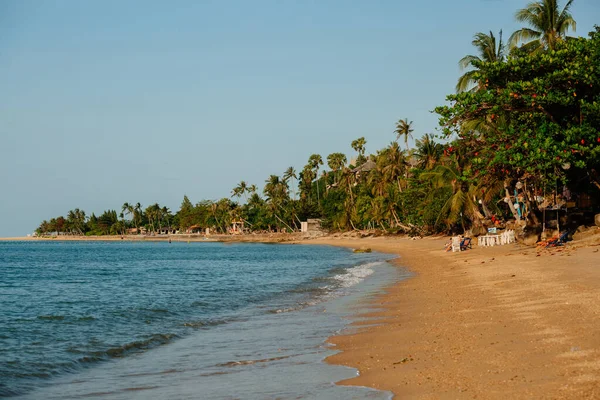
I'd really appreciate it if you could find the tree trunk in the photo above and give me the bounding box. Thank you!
[481,201,492,218]
[274,214,294,232]
[504,186,521,221]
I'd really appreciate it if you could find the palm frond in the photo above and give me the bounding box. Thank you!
[458,54,480,70]
[509,27,542,48]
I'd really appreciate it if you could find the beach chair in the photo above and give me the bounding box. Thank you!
[460,237,472,251]
[451,236,462,252]
[546,231,569,248]
[508,230,515,243]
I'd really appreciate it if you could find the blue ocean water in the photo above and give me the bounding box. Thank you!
[0,241,403,399]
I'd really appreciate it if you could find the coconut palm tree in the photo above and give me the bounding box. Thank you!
[134,203,143,231]
[457,30,506,93]
[283,167,297,200]
[161,206,171,229]
[379,142,408,192]
[121,202,134,226]
[394,119,414,151]
[308,154,323,203]
[509,0,576,52]
[421,156,485,231]
[238,181,249,202]
[414,134,444,170]
[232,181,249,202]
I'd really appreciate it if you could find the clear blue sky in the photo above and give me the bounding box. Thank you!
[1,0,598,236]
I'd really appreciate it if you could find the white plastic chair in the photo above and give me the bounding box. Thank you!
[508,230,515,243]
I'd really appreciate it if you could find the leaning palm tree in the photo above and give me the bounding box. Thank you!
[509,0,576,52]
[421,158,485,231]
[394,118,414,151]
[457,30,506,93]
[232,181,248,202]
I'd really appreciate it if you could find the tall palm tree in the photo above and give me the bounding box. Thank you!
[134,203,143,231]
[238,181,248,202]
[283,167,297,200]
[161,206,171,229]
[308,154,323,203]
[394,119,414,151]
[122,202,136,231]
[232,181,248,202]
[351,137,367,166]
[509,0,576,52]
[457,30,506,93]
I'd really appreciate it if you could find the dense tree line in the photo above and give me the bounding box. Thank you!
[37,1,599,237]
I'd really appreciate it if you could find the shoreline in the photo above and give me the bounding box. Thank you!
[302,233,600,399]
[0,233,303,243]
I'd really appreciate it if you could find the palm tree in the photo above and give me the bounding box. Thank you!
[509,0,576,52]
[308,154,323,203]
[161,206,171,229]
[379,142,407,192]
[394,119,414,151]
[351,137,367,166]
[421,156,485,231]
[232,181,249,202]
[283,167,297,200]
[263,175,293,231]
[414,134,443,170]
[122,202,133,224]
[134,203,143,231]
[145,204,160,233]
[457,30,506,93]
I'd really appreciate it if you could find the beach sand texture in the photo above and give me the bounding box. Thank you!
[305,234,600,399]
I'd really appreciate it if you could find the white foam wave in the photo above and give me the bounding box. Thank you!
[332,262,383,288]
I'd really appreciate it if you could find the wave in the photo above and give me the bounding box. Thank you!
[79,333,177,362]
[216,355,291,367]
[37,315,65,321]
[332,261,383,288]
[182,318,231,328]
[267,260,388,314]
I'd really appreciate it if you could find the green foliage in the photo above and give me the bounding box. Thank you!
[436,29,600,188]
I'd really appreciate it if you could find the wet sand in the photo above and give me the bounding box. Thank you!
[302,234,600,399]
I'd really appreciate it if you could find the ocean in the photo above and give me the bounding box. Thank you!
[0,241,406,399]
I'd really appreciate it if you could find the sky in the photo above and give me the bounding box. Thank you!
[1,0,598,237]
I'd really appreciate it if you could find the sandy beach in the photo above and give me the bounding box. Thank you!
[297,233,600,399]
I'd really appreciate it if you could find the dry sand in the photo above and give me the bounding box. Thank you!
[301,233,600,399]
